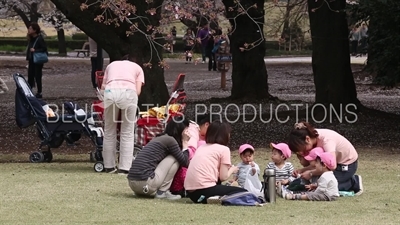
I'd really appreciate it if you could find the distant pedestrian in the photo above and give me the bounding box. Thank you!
[26,22,47,98]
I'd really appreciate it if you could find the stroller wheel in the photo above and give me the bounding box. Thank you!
[42,151,53,163]
[29,151,44,163]
[94,162,104,172]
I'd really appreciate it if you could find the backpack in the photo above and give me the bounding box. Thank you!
[220,192,266,206]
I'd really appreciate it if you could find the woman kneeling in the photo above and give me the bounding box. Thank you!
[184,121,247,204]
[127,117,190,200]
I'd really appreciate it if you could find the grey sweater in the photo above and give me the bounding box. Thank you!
[127,134,189,181]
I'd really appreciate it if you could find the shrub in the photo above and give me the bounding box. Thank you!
[71,33,88,40]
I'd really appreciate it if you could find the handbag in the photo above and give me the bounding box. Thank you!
[243,169,264,197]
[32,36,48,64]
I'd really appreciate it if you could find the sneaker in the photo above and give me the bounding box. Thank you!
[282,185,291,197]
[118,169,129,175]
[155,191,181,200]
[202,61,205,64]
[104,167,117,173]
[355,175,364,196]
[284,193,294,200]
[206,196,221,205]
[36,93,42,99]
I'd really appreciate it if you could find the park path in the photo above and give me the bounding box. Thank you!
[0,54,368,65]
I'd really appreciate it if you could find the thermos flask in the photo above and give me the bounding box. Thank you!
[263,168,276,203]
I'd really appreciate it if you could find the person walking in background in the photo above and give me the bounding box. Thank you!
[171,26,177,39]
[197,24,210,63]
[182,28,195,63]
[100,54,145,174]
[206,33,216,71]
[359,23,368,55]
[349,26,360,56]
[89,37,100,89]
[26,22,47,99]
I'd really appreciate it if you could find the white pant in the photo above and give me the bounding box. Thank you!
[103,89,138,171]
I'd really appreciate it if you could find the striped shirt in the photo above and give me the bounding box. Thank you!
[266,162,295,182]
[127,134,189,181]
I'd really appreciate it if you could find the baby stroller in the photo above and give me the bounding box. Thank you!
[13,73,104,163]
[91,72,187,172]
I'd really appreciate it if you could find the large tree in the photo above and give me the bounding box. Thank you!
[50,0,170,107]
[223,0,271,99]
[358,0,400,87]
[307,0,360,108]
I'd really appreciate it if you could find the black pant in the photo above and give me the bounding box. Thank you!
[333,160,360,192]
[187,185,247,204]
[91,57,100,88]
[206,52,216,71]
[351,40,358,55]
[27,60,43,93]
[184,46,193,61]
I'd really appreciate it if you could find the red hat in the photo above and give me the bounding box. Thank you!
[270,143,291,159]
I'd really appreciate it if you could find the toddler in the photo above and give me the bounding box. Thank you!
[279,147,322,196]
[235,144,260,188]
[266,143,295,185]
[285,152,340,201]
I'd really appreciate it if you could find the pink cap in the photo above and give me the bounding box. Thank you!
[317,152,336,170]
[238,144,254,154]
[270,143,291,159]
[304,147,324,161]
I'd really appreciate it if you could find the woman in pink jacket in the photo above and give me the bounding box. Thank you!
[170,114,219,196]
[287,122,363,195]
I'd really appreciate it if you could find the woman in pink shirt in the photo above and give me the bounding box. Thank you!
[100,54,145,174]
[287,122,363,195]
[184,121,247,204]
[170,114,219,196]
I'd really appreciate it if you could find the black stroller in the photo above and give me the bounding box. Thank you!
[13,73,103,163]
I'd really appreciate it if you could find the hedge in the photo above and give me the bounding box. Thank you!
[0,38,309,53]
[0,39,87,50]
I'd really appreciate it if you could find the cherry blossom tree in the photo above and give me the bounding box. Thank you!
[0,0,70,55]
[0,0,41,27]
[266,0,308,51]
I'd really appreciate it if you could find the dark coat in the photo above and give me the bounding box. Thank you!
[26,35,48,61]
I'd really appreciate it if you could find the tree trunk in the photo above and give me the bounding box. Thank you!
[57,29,67,56]
[50,0,169,108]
[308,0,360,108]
[222,0,269,100]
[12,6,32,28]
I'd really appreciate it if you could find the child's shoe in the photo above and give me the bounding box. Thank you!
[155,191,181,200]
[206,196,221,205]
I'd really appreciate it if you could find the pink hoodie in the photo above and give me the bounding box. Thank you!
[170,122,204,193]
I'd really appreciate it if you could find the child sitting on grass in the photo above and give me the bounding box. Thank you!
[285,152,340,201]
[235,144,260,188]
[280,147,323,195]
[266,143,295,185]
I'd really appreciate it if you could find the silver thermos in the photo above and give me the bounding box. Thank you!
[263,168,276,203]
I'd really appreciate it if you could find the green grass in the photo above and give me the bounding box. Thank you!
[1,148,399,225]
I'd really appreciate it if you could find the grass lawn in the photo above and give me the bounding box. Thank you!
[1,148,399,225]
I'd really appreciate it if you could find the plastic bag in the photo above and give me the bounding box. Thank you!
[244,169,263,197]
